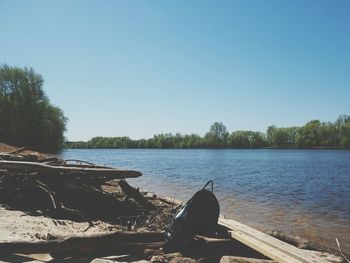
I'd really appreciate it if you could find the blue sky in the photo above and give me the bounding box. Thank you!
[1,1,349,141]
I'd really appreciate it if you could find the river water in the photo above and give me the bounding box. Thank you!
[60,149,350,252]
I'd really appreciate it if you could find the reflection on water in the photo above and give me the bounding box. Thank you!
[61,149,350,253]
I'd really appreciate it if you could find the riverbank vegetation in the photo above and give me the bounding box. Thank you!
[67,116,350,149]
[0,65,67,152]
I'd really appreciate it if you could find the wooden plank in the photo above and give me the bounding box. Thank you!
[0,231,163,255]
[0,160,141,179]
[227,229,303,263]
[219,218,332,263]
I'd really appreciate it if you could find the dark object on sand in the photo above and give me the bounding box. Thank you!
[164,180,220,252]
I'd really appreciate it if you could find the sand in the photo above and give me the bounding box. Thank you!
[0,206,126,243]
[0,205,142,262]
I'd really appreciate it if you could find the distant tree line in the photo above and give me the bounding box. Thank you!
[66,116,350,149]
[0,65,67,152]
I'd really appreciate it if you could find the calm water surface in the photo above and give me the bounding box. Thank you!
[60,149,350,252]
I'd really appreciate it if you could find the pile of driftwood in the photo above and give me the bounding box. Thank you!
[0,148,242,262]
[1,148,344,262]
[0,148,176,230]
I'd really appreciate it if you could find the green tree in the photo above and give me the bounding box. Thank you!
[319,122,338,147]
[296,120,321,147]
[228,131,250,147]
[266,125,276,145]
[336,115,350,148]
[272,128,289,147]
[250,132,268,147]
[228,131,267,148]
[0,65,66,152]
[204,122,229,147]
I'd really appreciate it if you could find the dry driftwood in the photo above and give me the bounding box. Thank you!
[118,180,156,210]
[0,231,164,256]
[0,153,38,162]
[264,230,309,249]
[303,250,344,263]
[220,256,276,263]
[150,253,196,263]
[0,151,180,238]
[265,230,341,262]
[0,160,141,179]
[5,147,27,155]
[0,154,158,226]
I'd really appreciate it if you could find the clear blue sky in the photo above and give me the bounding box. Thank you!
[1,1,349,141]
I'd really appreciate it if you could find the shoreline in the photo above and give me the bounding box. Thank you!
[0,194,346,262]
[64,147,350,150]
[133,184,350,256]
[0,143,348,262]
[61,146,350,256]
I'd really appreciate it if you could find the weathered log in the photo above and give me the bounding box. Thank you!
[0,231,164,255]
[39,157,63,164]
[5,147,27,155]
[60,178,117,204]
[0,168,148,223]
[33,178,58,209]
[0,153,37,162]
[118,180,155,210]
[0,160,141,179]
[144,248,164,259]
[0,157,171,229]
[220,256,276,263]
[64,159,96,165]
[53,242,164,258]
[150,253,196,263]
